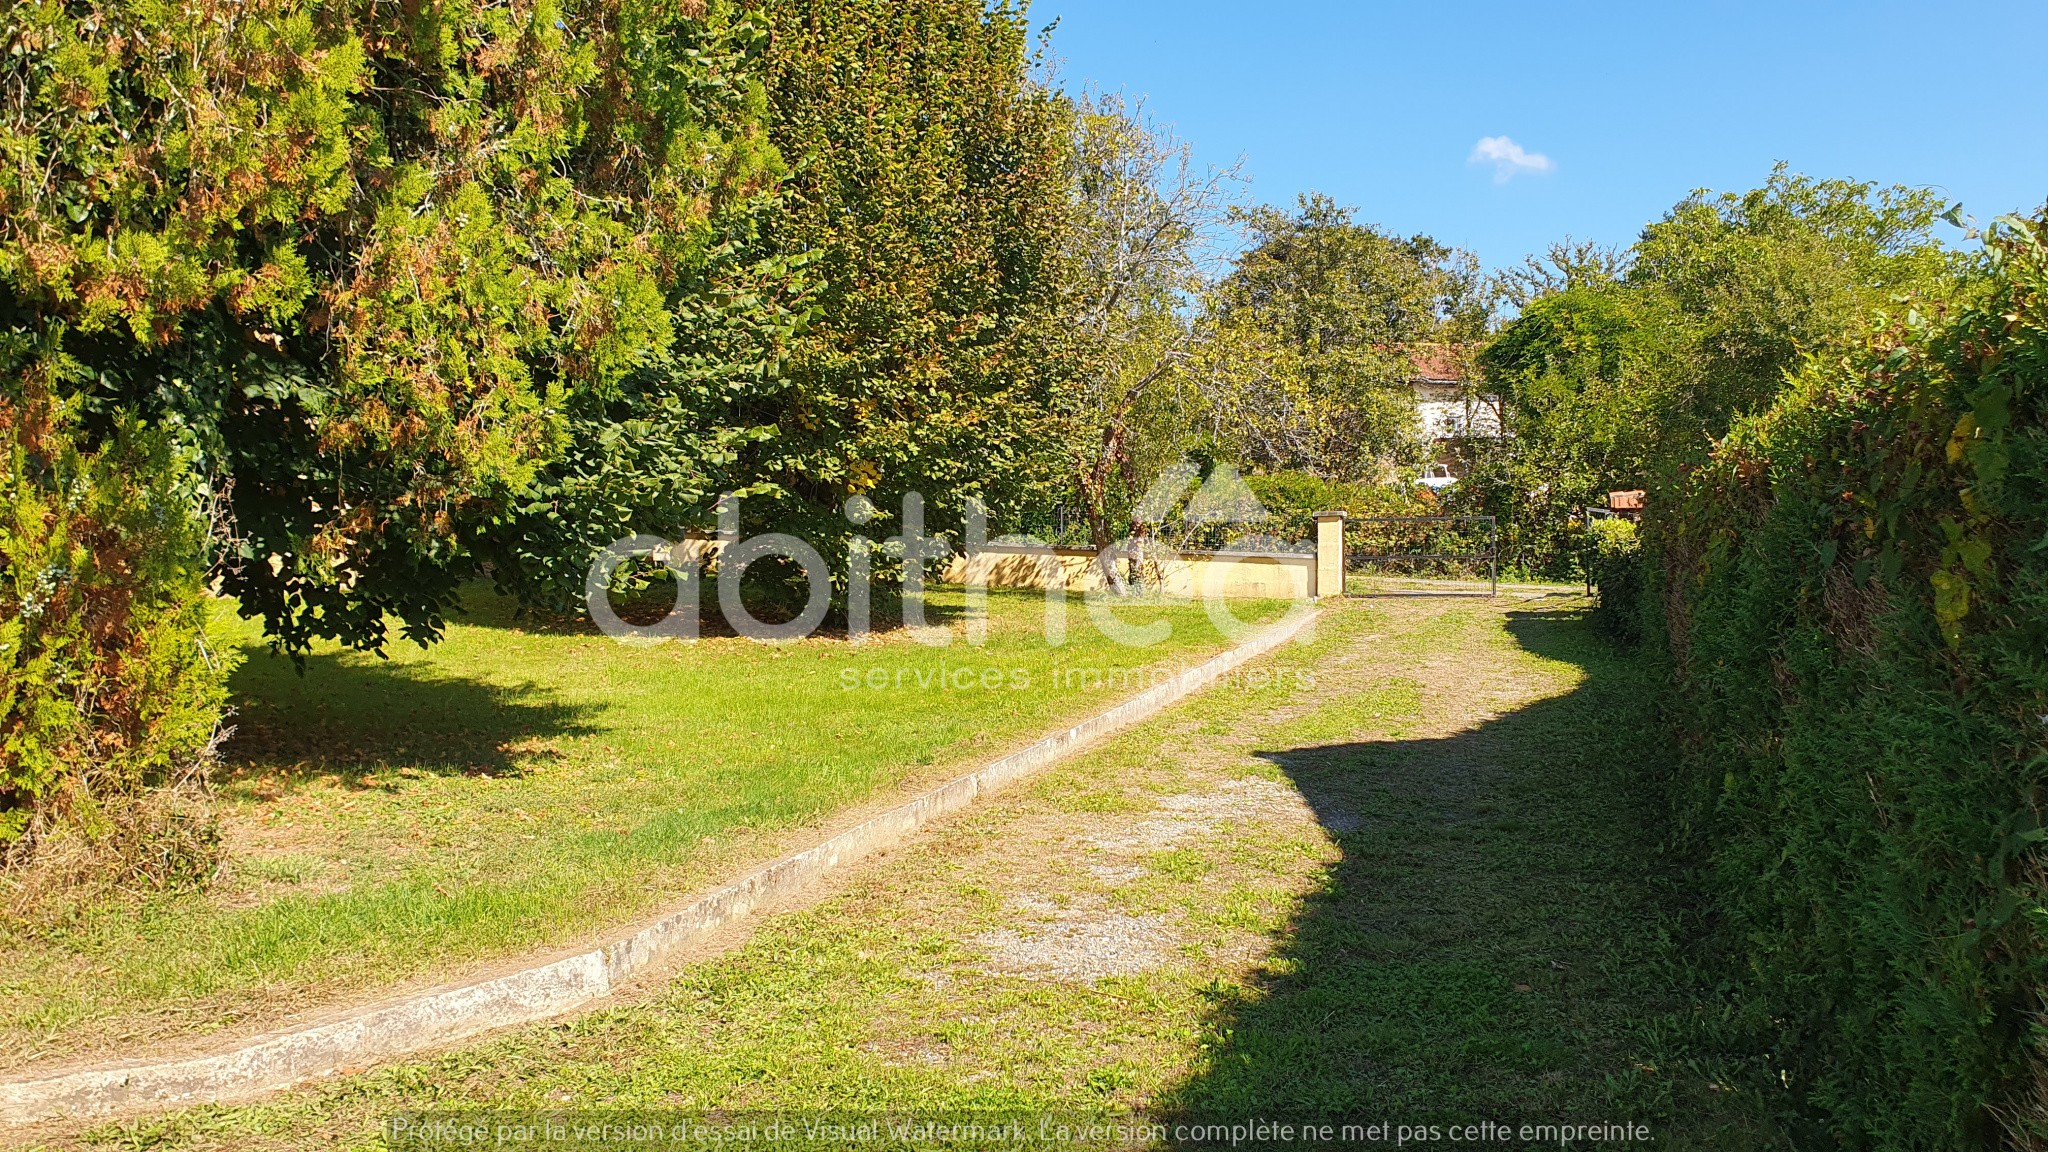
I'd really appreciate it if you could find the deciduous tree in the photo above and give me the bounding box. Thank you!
[1053,92,1240,575]
[1204,194,1487,480]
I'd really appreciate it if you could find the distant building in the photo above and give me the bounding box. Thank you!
[1404,345,1503,481]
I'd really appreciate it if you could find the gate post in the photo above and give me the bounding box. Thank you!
[1313,510,1347,599]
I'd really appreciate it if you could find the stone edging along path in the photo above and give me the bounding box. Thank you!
[0,607,1320,1127]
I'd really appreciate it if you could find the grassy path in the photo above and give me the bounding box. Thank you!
[31,597,1784,1150]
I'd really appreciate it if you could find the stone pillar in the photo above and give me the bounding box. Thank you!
[1313,510,1347,600]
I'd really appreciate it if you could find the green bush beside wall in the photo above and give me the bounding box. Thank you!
[1586,517,1640,641]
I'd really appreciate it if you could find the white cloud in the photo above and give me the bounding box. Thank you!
[1468,135,1554,182]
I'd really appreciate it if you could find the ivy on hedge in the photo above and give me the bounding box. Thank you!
[1646,213,2048,1149]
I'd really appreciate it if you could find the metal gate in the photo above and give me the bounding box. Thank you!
[1345,515,1498,597]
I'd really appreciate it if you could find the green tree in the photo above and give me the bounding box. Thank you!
[1464,167,1956,577]
[1629,163,1955,438]
[1493,236,1627,313]
[452,0,1086,611]
[1205,193,1488,480]
[727,0,1075,565]
[1466,283,1688,573]
[1,0,789,653]
[1052,91,1239,569]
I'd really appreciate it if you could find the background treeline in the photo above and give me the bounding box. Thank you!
[1460,169,1956,577]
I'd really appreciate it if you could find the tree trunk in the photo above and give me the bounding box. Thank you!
[1079,426,1129,592]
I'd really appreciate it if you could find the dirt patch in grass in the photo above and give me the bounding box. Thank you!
[974,905,1180,981]
[1084,778,1316,854]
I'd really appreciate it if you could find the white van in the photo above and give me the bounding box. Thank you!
[1416,463,1457,491]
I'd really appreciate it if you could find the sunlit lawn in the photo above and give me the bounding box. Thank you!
[43,599,1783,1152]
[0,587,1287,1071]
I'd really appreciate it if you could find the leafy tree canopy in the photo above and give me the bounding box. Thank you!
[1,0,787,652]
[1205,193,1488,479]
[1462,166,1957,576]
[732,0,1074,556]
[1628,164,1956,436]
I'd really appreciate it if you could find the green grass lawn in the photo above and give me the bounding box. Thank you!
[37,597,1789,1151]
[0,587,1288,1071]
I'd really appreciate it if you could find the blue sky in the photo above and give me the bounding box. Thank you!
[1027,1,2048,271]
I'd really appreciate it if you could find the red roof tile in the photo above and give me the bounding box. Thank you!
[1400,343,1470,383]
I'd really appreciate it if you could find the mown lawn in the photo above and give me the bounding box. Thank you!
[0,587,1287,1070]
[35,597,1788,1151]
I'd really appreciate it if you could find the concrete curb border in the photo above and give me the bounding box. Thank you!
[0,607,1319,1127]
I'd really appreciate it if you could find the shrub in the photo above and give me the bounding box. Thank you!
[1242,470,1434,546]
[0,391,234,901]
[1645,214,2048,1149]
[1585,517,1641,640]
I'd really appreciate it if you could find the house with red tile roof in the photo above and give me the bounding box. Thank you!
[1404,345,1503,481]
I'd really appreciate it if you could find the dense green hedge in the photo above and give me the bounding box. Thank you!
[1585,517,1639,640]
[1645,215,2048,1148]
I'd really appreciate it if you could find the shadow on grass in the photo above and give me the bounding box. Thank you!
[220,651,599,787]
[1158,608,1786,1147]
[457,579,970,639]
